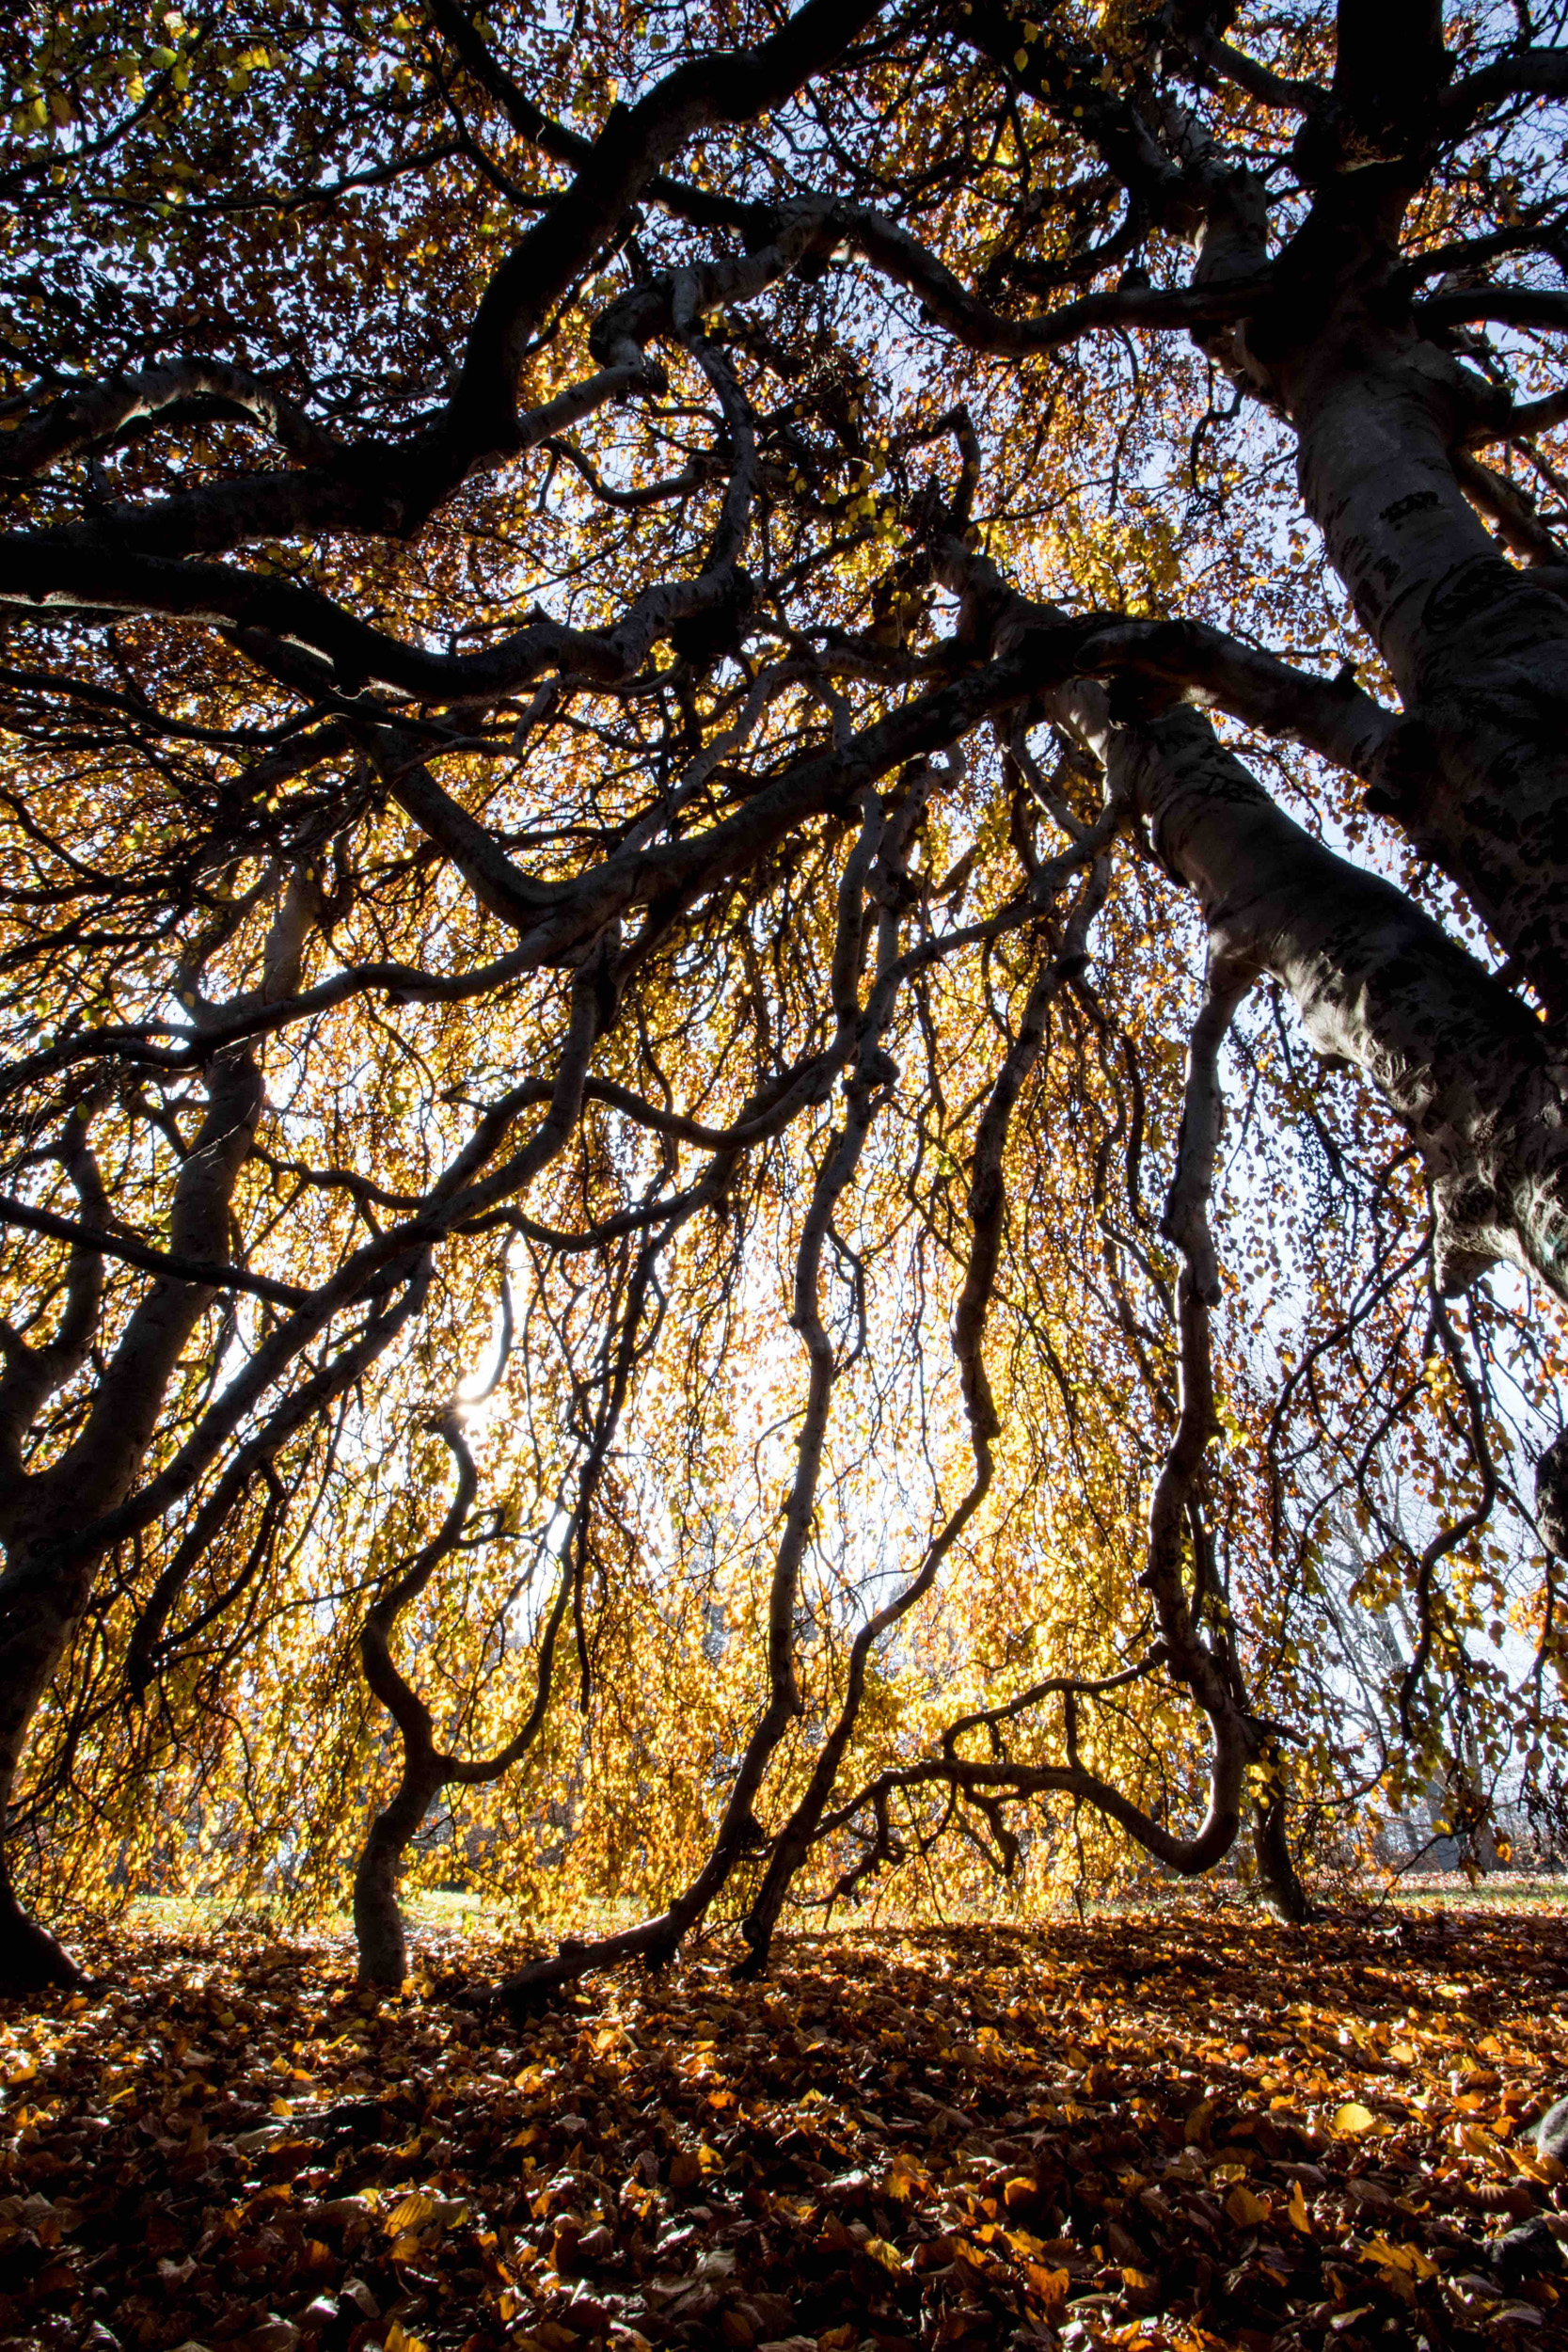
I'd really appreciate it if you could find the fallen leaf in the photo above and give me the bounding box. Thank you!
[1224,2185,1270,2227]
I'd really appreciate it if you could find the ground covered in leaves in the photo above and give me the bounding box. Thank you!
[2,1904,1565,2352]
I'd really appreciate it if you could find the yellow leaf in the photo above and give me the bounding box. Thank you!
[1225,2185,1269,2228]
[1025,2263,1069,2310]
[387,2191,437,2235]
[1332,2102,1378,2137]
[1361,2233,1437,2281]
[863,2235,906,2273]
[386,2327,430,2352]
[1287,2180,1311,2234]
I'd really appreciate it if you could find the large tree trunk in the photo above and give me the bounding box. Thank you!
[1157,0,1568,1024]
[1097,703,1568,1307]
[1282,326,1568,1022]
[0,1851,78,1990]
[0,1568,87,1988]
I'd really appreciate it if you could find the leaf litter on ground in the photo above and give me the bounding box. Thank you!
[2,1902,1566,2352]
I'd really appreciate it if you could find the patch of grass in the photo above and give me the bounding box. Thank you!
[1381,1872,1568,1911]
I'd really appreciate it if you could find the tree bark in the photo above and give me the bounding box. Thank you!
[1154,0,1568,1025]
[1249,1745,1312,1926]
[353,1756,443,1989]
[736,909,1095,1969]
[1097,702,1568,1307]
[0,1569,87,1987]
[0,1849,78,1989]
[1282,331,1568,1022]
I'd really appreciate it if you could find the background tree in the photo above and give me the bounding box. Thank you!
[0,0,1565,1993]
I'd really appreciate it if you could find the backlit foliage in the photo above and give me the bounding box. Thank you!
[0,0,1564,1969]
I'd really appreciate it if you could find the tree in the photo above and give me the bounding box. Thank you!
[0,0,1565,1993]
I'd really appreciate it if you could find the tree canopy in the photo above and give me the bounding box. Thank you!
[1,0,1567,1993]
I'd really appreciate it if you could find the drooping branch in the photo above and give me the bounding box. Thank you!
[497,766,940,2006]
[352,1407,482,1988]
[736,850,1117,1968]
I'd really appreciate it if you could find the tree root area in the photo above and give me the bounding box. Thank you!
[2,1905,1564,2352]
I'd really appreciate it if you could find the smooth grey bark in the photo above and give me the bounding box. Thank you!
[1096,702,1568,1309]
[1055,691,1568,1910]
[1137,0,1568,1022]
[1281,325,1568,1023]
